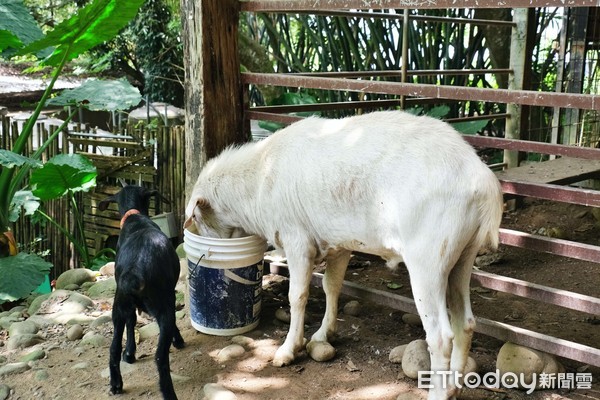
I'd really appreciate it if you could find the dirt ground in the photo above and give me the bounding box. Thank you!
[2,199,600,400]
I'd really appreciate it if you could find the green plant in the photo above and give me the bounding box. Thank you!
[0,0,145,303]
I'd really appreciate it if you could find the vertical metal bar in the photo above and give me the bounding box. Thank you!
[549,9,569,159]
[400,9,409,109]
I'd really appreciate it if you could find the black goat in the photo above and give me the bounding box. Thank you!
[98,185,184,400]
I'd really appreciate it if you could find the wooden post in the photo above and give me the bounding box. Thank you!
[180,0,247,199]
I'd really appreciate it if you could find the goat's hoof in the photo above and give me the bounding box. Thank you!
[122,352,135,364]
[272,348,295,367]
[110,385,123,395]
[173,339,185,349]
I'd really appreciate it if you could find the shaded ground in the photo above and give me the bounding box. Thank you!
[1,199,600,400]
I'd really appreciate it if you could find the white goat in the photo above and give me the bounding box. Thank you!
[185,110,503,400]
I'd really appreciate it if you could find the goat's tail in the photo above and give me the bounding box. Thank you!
[475,173,504,251]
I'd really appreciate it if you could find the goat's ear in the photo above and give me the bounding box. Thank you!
[183,198,211,229]
[97,196,116,212]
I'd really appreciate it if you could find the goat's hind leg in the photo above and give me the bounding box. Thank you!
[122,306,137,363]
[310,249,351,344]
[109,297,133,394]
[156,311,178,400]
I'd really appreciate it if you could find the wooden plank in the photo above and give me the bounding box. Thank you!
[465,135,600,159]
[495,157,600,185]
[500,228,600,263]
[471,271,600,315]
[310,272,600,367]
[68,138,144,150]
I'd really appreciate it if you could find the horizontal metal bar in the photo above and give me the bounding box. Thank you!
[310,272,600,367]
[250,99,403,113]
[500,180,600,207]
[242,73,600,110]
[500,228,600,264]
[464,135,600,159]
[240,0,599,12]
[246,111,302,124]
[291,69,513,78]
[471,271,600,315]
[297,10,516,27]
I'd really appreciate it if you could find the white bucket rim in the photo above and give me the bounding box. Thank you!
[184,228,265,245]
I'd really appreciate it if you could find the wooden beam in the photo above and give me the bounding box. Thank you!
[181,0,246,199]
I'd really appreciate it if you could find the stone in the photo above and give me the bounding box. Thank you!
[71,362,90,370]
[306,341,336,362]
[139,322,160,342]
[81,331,107,347]
[8,320,39,337]
[100,361,137,378]
[34,290,94,324]
[27,293,51,315]
[67,324,84,341]
[86,277,116,299]
[389,344,409,364]
[90,314,112,329]
[6,334,44,350]
[63,284,80,291]
[496,342,564,388]
[99,261,115,276]
[231,335,253,347]
[401,313,422,327]
[0,362,31,377]
[0,384,9,400]
[274,308,291,323]
[343,300,362,316]
[216,344,246,363]
[55,268,97,290]
[0,315,20,330]
[35,369,50,381]
[80,281,95,291]
[202,383,237,400]
[0,355,6,365]
[19,349,46,362]
[401,339,430,379]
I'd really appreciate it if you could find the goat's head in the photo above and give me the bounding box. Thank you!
[184,196,245,238]
[98,185,158,216]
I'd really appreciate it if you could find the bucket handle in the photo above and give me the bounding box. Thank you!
[189,254,205,281]
[224,270,258,286]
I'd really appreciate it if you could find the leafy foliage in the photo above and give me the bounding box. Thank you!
[0,252,52,303]
[30,154,97,200]
[0,150,43,169]
[47,78,142,111]
[0,0,43,54]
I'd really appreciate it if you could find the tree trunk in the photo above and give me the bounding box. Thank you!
[180,0,246,198]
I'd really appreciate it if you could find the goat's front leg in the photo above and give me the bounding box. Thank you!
[156,311,178,400]
[273,244,315,367]
[310,249,351,344]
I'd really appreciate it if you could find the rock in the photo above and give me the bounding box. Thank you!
[231,335,253,347]
[90,314,112,329]
[6,334,44,350]
[99,261,115,276]
[401,339,430,379]
[63,284,80,291]
[19,349,46,362]
[81,331,107,347]
[67,324,84,341]
[8,305,26,315]
[464,356,477,374]
[170,372,191,382]
[389,344,409,364]
[202,383,237,400]
[35,290,94,324]
[402,313,422,327]
[496,342,564,388]
[86,277,116,299]
[71,361,90,370]
[343,300,362,316]
[0,384,9,400]
[66,315,96,325]
[0,355,6,365]
[26,315,52,328]
[8,320,39,337]
[80,281,95,291]
[35,369,49,381]
[274,308,291,323]
[216,344,246,363]
[0,315,20,330]
[306,341,336,362]
[27,293,51,315]
[100,361,137,378]
[55,268,97,290]
[0,362,31,377]
[139,322,160,342]
[176,243,186,258]
[474,252,503,267]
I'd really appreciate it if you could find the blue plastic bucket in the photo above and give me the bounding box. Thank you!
[183,228,266,336]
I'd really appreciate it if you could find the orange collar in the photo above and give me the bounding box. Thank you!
[120,209,141,228]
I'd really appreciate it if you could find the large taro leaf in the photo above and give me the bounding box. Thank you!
[30,154,97,200]
[0,149,43,169]
[9,190,40,223]
[47,78,141,111]
[0,0,44,55]
[451,119,490,135]
[0,252,52,303]
[17,0,145,66]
